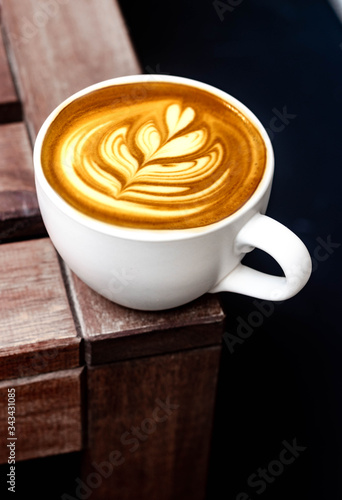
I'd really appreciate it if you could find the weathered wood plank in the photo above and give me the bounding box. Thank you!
[0,337,80,382]
[0,238,80,380]
[0,28,21,123]
[78,347,221,500]
[1,0,141,140]
[0,122,46,242]
[0,367,84,463]
[64,266,225,365]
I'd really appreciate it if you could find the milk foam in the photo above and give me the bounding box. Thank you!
[41,82,266,229]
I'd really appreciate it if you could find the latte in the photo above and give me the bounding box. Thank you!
[41,81,267,229]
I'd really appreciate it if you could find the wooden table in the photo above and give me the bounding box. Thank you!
[0,2,225,498]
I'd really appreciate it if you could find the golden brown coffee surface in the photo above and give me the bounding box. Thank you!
[41,82,267,229]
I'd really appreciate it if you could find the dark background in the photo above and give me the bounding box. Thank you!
[117,0,342,498]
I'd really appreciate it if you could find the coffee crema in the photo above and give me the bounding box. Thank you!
[41,82,267,230]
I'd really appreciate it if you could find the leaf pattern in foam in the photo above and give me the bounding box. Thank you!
[135,121,161,162]
[101,126,138,180]
[71,104,217,202]
[148,129,207,162]
[166,104,195,138]
[83,156,122,197]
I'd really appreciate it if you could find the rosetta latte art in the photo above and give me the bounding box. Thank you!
[42,82,267,229]
[60,103,227,224]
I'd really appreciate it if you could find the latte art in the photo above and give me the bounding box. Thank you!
[61,104,227,221]
[41,82,267,229]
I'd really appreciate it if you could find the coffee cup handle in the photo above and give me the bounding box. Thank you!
[209,213,312,301]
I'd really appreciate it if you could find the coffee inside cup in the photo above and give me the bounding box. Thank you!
[41,81,267,230]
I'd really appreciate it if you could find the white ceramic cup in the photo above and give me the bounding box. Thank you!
[34,74,312,311]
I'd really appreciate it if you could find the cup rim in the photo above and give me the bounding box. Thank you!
[33,73,275,242]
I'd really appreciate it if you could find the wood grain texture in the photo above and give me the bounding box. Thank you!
[79,347,221,500]
[0,122,46,242]
[0,238,80,380]
[64,266,225,365]
[0,29,21,123]
[1,0,141,140]
[0,367,84,463]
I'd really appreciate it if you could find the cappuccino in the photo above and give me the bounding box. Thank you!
[41,81,266,229]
